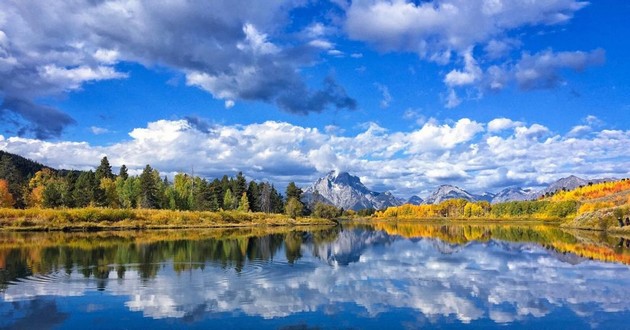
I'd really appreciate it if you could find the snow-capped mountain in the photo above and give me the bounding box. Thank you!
[301,171,403,211]
[422,185,479,204]
[406,195,424,205]
[491,187,535,203]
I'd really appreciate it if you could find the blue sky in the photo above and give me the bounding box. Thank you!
[1,0,629,197]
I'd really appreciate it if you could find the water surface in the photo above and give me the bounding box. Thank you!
[1,223,630,329]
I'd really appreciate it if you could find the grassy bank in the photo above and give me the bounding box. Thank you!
[0,207,335,231]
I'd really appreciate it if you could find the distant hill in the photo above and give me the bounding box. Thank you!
[0,150,53,180]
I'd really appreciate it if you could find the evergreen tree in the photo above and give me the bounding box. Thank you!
[285,182,303,201]
[233,172,247,201]
[247,181,260,212]
[139,165,159,208]
[73,171,94,207]
[95,156,114,180]
[0,155,24,207]
[118,165,129,180]
[43,180,66,208]
[209,179,222,210]
[270,185,284,213]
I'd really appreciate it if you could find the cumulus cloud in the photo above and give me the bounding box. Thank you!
[344,0,587,58]
[0,1,356,138]
[487,118,523,133]
[343,0,599,107]
[3,115,628,196]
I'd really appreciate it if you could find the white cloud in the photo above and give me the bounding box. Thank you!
[487,118,522,133]
[1,116,629,196]
[343,1,599,107]
[345,0,588,57]
[568,125,591,137]
[444,50,481,87]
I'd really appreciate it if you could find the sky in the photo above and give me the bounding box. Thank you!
[0,0,629,198]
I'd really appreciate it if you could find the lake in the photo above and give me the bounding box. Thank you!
[1,223,630,329]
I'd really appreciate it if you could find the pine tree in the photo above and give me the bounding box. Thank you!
[285,182,303,201]
[247,181,260,212]
[139,165,159,209]
[118,165,129,180]
[95,156,114,180]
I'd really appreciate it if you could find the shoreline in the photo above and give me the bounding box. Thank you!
[0,207,336,232]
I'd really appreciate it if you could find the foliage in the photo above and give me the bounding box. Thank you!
[0,179,15,207]
[238,192,250,212]
[0,207,334,230]
[285,197,303,219]
[550,179,630,202]
[376,199,578,220]
[313,202,341,219]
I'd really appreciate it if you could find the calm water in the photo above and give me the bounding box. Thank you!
[1,223,630,329]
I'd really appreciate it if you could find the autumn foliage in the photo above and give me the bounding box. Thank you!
[0,179,14,207]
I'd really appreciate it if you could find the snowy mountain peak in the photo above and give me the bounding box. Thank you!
[302,171,402,211]
[491,187,535,204]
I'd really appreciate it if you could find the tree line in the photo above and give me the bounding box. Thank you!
[0,155,344,218]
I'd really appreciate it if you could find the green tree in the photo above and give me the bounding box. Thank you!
[270,185,284,213]
[73,171,95,207]
[285,182,303,201]
[139,165,159,209]
[118,165,129,180]
[313,202,341,219]
[0,155,24,207]
[233,172,247,201]
[247,181,260,212]
[285,197,303,218]
[42,179,67,208]
[238,192,250,212]
[95,156,114,180]
[223,189,236,210]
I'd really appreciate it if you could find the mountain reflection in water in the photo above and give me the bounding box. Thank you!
[1,223,630,329]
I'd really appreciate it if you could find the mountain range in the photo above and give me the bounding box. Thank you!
[301,171,607,211]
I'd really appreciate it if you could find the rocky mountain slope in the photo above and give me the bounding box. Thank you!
[301,171,402,211]
[491,187,535,203]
